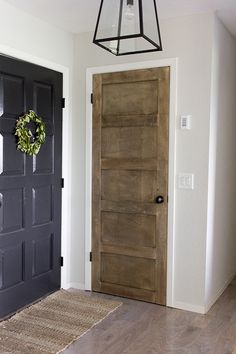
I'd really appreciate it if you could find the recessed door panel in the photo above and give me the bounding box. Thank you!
[0,188,24,233]
[101,212,156,248]
[101,253,156,291]
[32,234,53,277]
[101,170,157,203]
[33,82,53,121]
[102,126,157,159]
[32,186,53,226]
[0,132,25,176]
[33,135,54,175]
[0,73,24,118]
[102,80,158,115]
[0,242,24,290]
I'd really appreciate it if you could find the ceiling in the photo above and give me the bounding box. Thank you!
[4,0,236,36]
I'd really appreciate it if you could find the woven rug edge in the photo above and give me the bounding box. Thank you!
[56,302,122,354]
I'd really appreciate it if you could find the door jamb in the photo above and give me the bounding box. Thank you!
[0,44,71,289]
[85,58,178,308]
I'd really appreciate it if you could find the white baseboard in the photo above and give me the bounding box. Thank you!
[205,273,235,313]
[172,301,206,314]
[62,275,235,314]
[172,273,235,314]
[62,282,85,290]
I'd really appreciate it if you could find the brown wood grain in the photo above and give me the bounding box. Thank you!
[65,280,236,354]
[101,170,157,203]
[101,200,158,215]
[102,113,159,127]
[101,253,155,291]
[92,67,170,305]
[101,158,158,171]
[100,244,157,259]
[101,126,158,159]
[101,212,156,248]
[102,80,158,116]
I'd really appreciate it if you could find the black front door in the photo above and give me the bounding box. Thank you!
[0,55,63,318]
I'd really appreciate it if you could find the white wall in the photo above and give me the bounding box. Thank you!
[1,0,235,313]
[205,17,236,311]
[0,0,74,67]
[0,0,74,288]
[73,12,215,311]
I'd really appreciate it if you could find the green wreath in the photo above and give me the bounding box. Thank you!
[15,110,46,156]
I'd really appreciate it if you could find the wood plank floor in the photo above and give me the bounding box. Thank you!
[64,279,236,354]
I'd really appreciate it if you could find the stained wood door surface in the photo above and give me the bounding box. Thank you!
[92,67,170,304]
[0,55,62,318]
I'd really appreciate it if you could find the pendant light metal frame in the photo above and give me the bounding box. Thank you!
[93,0,163,56]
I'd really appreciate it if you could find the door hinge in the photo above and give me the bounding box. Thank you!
[90,252,92,262]
[91,93,93,104]
[62,98,65,108]
[60,256,64,267]
[61,178,64,188]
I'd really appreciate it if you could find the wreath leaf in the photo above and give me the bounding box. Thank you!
[15,110,46,156]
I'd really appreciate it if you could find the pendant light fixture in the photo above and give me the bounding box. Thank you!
[93,0,163,56]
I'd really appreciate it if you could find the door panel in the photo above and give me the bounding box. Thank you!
[92,68,170,305]
[101,254,156,291]
[0,55,62,318]
[102,126,157,158]
[102,81,158,115]
[32,233,53,277]
[0,188,24,233]
[101,212,156,248]
[32,185,53,225]
[0,73,25,118]
[101,170,157,202]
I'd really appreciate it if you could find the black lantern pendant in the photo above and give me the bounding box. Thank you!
[93,0,162,56]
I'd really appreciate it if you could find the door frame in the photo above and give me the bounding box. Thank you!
[85,58,178,308]
[0,44,71,290]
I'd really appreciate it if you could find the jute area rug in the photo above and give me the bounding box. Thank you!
[0,289,122,354]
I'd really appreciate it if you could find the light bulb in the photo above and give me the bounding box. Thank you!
[124,0,134,21]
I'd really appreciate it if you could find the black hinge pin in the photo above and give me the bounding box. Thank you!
[62,98,65,108]
[61,178,64,188]
[91,93,93,104]
[90,252,92,262]
[60,256,64,267]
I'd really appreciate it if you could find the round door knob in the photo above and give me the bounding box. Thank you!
[156,196,164,204]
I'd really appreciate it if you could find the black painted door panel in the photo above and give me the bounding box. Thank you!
[0,55,62,318]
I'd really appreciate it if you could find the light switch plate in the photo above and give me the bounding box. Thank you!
[177,173,194,190]
[180,115,191,130]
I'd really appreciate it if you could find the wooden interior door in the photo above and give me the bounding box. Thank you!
[92,67,170,305]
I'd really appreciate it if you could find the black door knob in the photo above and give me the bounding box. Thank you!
[156,196,164,204]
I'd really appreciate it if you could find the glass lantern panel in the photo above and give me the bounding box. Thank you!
[97,39,119,55]
[95,0,141,41]
[142,0,161,47]
[95,0,121,40]
[118,36,158,55]
[120,0,141,37]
